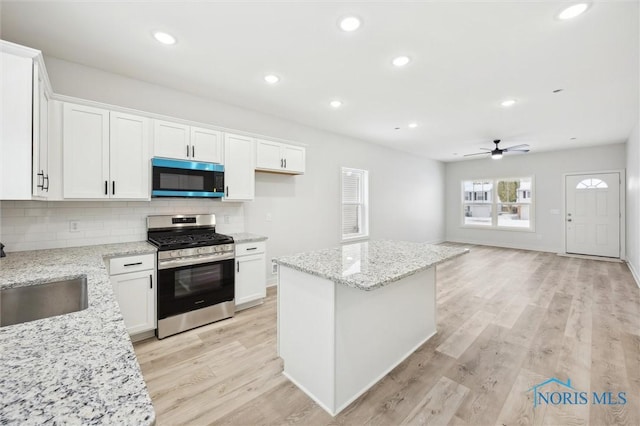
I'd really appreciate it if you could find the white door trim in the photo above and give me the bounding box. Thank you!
[562,169,626,260]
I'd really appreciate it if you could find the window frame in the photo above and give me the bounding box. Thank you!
[341,167,369,242]
[460,176,535,232]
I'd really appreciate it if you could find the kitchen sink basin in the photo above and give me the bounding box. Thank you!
[1,276,88,326]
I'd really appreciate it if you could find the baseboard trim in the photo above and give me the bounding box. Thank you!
[627,261,640,288]
[557,252,623,263]
[445,238,556,253]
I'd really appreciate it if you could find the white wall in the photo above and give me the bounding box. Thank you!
[445,144,626,253]
[626,122,640,285]
[0,199,244,252]
[1,57,446,277]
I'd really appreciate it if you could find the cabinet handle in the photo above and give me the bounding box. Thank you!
[43,175,49,192]
[237,261,240,273]
[149,274,153,289]
[37,171,44,190]
[112,181,115,195]
[192,146,195,158]
[226,186,229,197]
[246,247,257,251]
[104,181,108,195]
[187,145,190,158]
[284,158,287,168]
[280,158,283,168]
[124,262,143,267]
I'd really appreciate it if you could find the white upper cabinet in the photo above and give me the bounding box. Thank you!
[63,103,110,199]
[152,120,190,160]
[191,127,223,163]
[223,133,255,201]
[255,139,305,174]
[63,103,150,200]
[282,145,305,173]
[153,119,222,163]
[0,47,40,200]
[110,112,150,199]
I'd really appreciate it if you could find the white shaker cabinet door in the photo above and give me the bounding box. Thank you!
[110,112,150,199]
[282,145,305,174]
[223,133,255,201]
[153,119,190,160]
[235,253,266,306]
[191,127,223,164]
[255,139,283,170]
[111,269,156,335]
[63,103,110,199]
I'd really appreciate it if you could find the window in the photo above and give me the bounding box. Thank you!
[342,167,369,241]
[462,177,534,230]
[576,178,608,189]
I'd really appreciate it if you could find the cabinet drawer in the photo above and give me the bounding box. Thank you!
[110,253,155,275]
[235,241,266,257]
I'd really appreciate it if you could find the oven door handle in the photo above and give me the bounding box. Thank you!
[158,253,234,270]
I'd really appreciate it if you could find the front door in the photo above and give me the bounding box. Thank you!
[565,173,620,257]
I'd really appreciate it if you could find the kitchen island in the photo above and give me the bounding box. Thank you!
[0,242,156,425]
[274,240,468,416]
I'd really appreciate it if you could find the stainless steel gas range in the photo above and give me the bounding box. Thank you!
[147,214,235,339]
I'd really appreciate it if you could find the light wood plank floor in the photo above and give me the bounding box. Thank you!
[134,245,640,425]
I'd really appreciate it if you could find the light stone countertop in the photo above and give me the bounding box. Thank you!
[274,240,469,291]
[229,232,268,244]
[0,242,157,425]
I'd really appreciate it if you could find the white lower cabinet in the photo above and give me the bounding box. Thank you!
[109,253,156,338]
[235,241,266,309]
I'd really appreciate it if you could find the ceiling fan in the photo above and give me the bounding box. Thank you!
[464,139,530,160]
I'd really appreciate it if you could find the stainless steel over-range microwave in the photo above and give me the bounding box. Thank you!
[151,158,224,198]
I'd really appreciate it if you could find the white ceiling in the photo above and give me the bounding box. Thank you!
[1,1,638,162]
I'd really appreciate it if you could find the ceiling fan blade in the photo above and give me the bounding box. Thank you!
[505,149,530,153]
[463,152,490,157]
[502,144,529,151]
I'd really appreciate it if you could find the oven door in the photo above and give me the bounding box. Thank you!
[157,258,234,320]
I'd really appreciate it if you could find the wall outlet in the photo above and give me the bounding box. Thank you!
[271,260,278,274]
[69,220,80,232]
[266,213,273,222]
[224,215,230,224]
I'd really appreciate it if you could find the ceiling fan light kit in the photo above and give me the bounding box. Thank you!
[464,139,530,160]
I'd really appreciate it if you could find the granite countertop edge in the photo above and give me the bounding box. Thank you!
[229,232,268,244]
[0,241,157,425]
[274,242,469,291]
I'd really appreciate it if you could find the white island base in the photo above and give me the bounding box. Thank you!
[277,265,436,416]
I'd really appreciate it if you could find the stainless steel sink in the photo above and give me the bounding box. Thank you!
[1,276,88,326]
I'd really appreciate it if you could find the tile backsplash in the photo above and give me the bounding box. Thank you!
[0,199,244,252]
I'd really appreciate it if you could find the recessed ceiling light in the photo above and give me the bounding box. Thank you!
[558,3,589,20]
[264,74,280,84]
[392,56,411,67]
[330,100,343,108]
[339,16,361,32]
[408,122,418,128]
[153,31,176,45]
[501,99,517,107]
